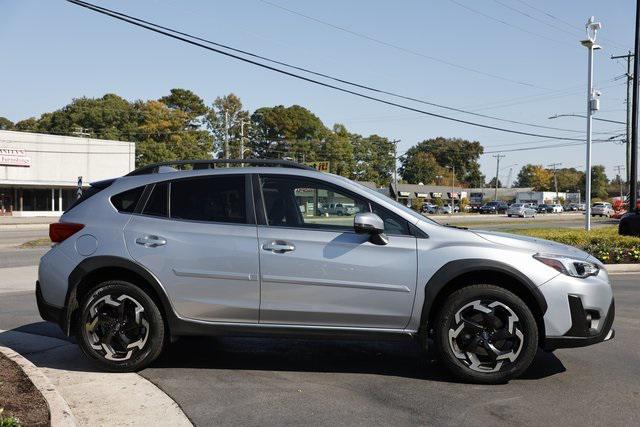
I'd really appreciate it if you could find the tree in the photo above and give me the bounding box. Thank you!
[249,104,328,160]
[0,117,14,130]
[400,151,446,184]
[159,89,208,119]
[205,94,251,159]
[399,137,484,186]
[351,133,395,186]
[514,164,552,190]
[487,177,502,188]
[135,100,211,167]
[555,167,584,193]
[580,165,609,199]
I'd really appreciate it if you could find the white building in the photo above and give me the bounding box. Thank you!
[0,130,135,216]
[515,191,581,205]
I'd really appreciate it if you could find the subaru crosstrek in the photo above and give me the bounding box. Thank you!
[36,159,615,384]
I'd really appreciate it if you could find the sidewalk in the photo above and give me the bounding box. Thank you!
[0,216,56,230]
[0,266,192,427]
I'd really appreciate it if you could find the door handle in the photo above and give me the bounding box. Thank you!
[135,235,167,248]
[262,240,295,253]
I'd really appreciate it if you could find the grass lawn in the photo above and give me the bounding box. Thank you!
[506,225,640,264]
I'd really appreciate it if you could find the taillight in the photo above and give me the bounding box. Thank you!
[49,222,85,243]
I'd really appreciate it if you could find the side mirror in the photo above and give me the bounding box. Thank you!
[354,212,388,245]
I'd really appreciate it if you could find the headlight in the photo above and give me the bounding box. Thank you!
[533,253,599,278]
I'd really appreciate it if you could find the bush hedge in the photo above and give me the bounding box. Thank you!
[511,226,640,264]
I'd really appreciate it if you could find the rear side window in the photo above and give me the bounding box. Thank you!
[111,186,145,213]
[170,175,246,223]
[143,182,168,217]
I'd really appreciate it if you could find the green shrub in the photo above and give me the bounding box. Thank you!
[0,409,20,427]
[511,226,640,264]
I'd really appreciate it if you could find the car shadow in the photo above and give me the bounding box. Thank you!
[148,335,566,384]
[1,323,566,382]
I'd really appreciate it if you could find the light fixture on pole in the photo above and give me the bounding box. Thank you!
[581,16,602,231]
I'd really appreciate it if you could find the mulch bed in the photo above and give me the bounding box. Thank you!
[0,352,49,426]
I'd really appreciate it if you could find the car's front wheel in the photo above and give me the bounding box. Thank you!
[75,280,165,372]
[434,284,538,384]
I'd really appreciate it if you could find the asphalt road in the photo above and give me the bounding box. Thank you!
[0,229,49,268]
[1,275,638,426]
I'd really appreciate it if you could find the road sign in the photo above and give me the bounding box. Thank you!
[305,161,330,172]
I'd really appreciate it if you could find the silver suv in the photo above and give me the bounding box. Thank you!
[36,160,615,383]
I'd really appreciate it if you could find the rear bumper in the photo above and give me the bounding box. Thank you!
[544,297,615,350]
[35,280,65,330]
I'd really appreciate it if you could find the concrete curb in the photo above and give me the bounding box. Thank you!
[0,345,76,427]
[604,263,640,273]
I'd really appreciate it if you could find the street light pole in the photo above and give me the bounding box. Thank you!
[492,154,505,201]
[391,139,400,201]
[581,16,602,231]
[631,0,640,212]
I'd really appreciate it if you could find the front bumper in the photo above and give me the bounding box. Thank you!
[544,296,615,350]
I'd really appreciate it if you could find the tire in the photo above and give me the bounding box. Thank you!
[75,280,166,372]
[434,284,538,384]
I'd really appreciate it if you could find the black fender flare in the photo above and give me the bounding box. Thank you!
[63,255,177,336]
[419,259,548,330]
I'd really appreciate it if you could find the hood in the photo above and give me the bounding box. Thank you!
[472,230,591,260]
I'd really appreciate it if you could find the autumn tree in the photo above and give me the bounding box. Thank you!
[514,164,552,190]
[0,117,14,130]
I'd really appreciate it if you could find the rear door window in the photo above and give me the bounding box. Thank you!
[142,182,168,217]
[170,175,246,223]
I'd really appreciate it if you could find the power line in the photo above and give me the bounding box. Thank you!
[61,1,588,135]
[447,0,575,47]
[257,0,551,90]
[492,0,582,39]
[513,0,631,50]
[65,0,613,143]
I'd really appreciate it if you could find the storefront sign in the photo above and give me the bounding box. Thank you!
[431,192,443,198]
[0,147,30,167]
[415,192,429,198]
[305,161,330,172]
[398,191,411,197]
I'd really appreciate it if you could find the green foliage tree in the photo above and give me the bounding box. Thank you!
[487,177,502,188]
[580,165,609,199]
[205,93,251,159]
[351,134,395,186]
[399,151,446,184]
[159,88,208,120]
[0,117,14,130]
[399,137,484,185]
[250,104,328,161]
[555,167,584,193]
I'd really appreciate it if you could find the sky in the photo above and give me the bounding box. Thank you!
[1,0,636,184]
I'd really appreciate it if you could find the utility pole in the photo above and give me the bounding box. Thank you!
[391,139,400,201]
[548,162,562,203]
[581,16,602,231]
[493,154,505,201]
[631,0,640,213]
[614,164,626,200]
[611,51,634,185]
[224,110,230,164]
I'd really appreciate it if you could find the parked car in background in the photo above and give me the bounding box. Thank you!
[619,210,640,236]
[479,201,508,214]
[550,204,564,213]
[441,203,460,214]
[327,202,359,216]
[536,204,551,213]
[591,202,614,217]
[421,203,438,214]
[507,203,537,218]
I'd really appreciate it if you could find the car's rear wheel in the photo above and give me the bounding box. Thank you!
[75,280,165,372]
[434,284,538,384]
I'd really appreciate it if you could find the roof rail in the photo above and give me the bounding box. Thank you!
[126,158,316,176]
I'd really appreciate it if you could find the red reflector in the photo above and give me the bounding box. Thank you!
[49,222,85,243]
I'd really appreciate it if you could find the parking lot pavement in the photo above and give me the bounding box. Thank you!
[1,274,638,426]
